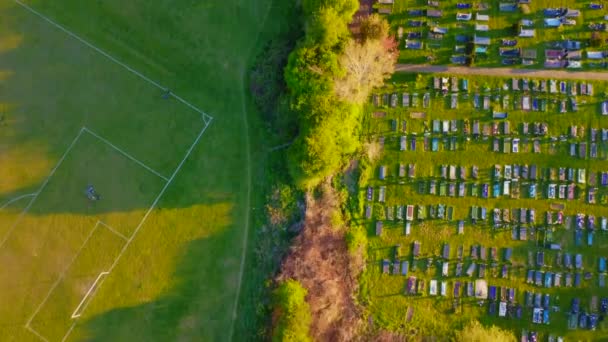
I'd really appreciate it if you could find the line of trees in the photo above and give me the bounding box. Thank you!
[269,2,397,339]
[285,0,396,190]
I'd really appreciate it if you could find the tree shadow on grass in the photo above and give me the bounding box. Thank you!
[71,221,245,342]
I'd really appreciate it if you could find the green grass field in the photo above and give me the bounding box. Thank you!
[0,0,278,340]
[388,0,608,68]
[359,73,608,340]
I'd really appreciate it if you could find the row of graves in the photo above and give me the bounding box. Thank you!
[497,208,608,245]
[384,241,516,278]
[525,250,591,286]
[395,0,463,52]
[375,162,608,202]
[372,77,606,115]
[371,202,456,229]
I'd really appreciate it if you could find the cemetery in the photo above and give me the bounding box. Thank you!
[362,73,608,339]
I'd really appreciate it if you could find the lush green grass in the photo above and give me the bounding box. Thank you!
[358,73,608,340]
[0,0,276,340]
[388,0,608,69]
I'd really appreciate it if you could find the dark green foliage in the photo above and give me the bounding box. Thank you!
[302,0,359,24]
[284,0,361,189]
[272,280,312,342]
[266,183,302,228]
[249,7,303,140]
[249,40,296,119]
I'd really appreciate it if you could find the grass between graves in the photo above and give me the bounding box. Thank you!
[358,72,608,340]
[0,0,279,340]
[389,0,608,69]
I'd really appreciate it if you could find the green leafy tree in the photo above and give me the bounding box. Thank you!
[283,0,371,189]
[272,280,312,342]
[307,7,352,46]
[302,0,358,21]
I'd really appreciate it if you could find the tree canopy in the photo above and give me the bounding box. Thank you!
[272,279,312,342]
[284,1,395,189]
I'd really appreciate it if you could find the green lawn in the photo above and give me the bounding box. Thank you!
[359,73,608,340]
[0,0,277,340]
[389,0,608,69]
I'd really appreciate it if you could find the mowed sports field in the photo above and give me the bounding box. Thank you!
[0,0,272,340]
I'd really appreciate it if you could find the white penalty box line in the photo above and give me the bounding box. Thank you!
[0,125,168,251]
[57,119,213,342]
[13,0,213,125]
[82,127,169,182]
[22,118,211,342]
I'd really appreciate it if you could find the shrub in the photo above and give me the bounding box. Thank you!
[272,280,312,342]
[455,321,516,342]
[346,225,368,256]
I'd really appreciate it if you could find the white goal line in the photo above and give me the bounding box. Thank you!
[13,0,213,124]
[82,127,170,182]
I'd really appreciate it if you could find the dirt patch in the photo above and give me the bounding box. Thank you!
[277,184,362,341]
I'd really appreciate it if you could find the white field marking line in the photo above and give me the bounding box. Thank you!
[25,221,101,328]
[13,0,213,123]
[70,271,109,318]
[98,221,128,241]
[82,127,169,181]
[171,93,213,123]
[61,322,76,342]
[0,128,85,250]
[24,325,49,342]
[228,1,274,339]
[0,193,37,211]
[61,118,213,342]
[12,0,163,90]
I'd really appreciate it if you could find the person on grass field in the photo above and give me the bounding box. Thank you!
[162,88,171,99]
[86,185,100,201]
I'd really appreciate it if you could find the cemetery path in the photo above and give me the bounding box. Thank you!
[396,64,608,81]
